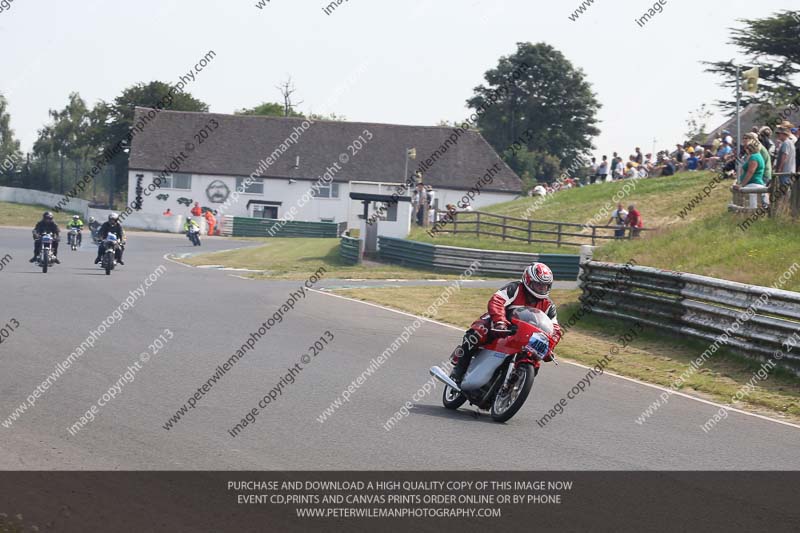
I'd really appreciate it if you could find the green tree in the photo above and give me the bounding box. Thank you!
[235,102,299,117]
[467,42,601,169]
[100,81,209,202]
[684,104,714,144]
[506,149,562,188]
[0,93,22,186]
[102,80,209,148]
[704,11,800,112]
[0,93,22,168]
[33,92,95,160]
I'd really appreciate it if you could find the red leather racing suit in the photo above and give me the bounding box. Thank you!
[469,280,562,353]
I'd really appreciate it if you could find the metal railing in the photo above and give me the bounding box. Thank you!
[220,215,344,238]
[431,210,648,247]
[339,235,362,265]
[729,172,799,217]
[580,260,800,374]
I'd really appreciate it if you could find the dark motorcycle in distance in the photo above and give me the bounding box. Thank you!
[430,307,557,423]
[36,233,57,274]
[187,225,201,246]
[67,228,82,250]
[89,224,102,245]
[100,233,121,275]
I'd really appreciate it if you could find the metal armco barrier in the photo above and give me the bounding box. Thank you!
[580,261,800,373]
[378,236,580,280]
[340,236,362,265]
[222,216,342,238]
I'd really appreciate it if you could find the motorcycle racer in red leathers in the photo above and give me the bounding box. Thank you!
[450,262,562,383]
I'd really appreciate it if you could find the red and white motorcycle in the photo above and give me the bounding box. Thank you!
[430,307,557,422]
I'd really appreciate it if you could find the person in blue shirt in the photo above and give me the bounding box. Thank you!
[686,151,699,171]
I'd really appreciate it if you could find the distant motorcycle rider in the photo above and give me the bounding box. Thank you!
[450,263,562,383]
[66,214,84,245]
[184,217,200,232]
[94,213,126,265]
[88,216,101,242]
[30,211,61,263]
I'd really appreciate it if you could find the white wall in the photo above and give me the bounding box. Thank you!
[0,185,90,217]
[127,170,350,223]
[433,189,519,211]
[127,171,518,238]
[89,208,206,234]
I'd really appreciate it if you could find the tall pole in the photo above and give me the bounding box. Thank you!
[59,154,64,194]
[107,165,114,208]
[735,65,741,176]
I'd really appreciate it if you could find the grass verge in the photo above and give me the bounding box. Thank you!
[0,201,82,227]
[180,237,477,280]
[332,286,800,423]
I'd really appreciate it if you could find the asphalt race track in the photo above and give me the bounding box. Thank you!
[0,228,798,470]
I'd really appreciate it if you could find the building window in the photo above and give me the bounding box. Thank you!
[385,202,398,222]
[157,173,192,190]
[312,182,340,199]
[236,177,264,194]
[252,204,278,219]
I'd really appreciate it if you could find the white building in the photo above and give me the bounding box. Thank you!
[127,108,522,237]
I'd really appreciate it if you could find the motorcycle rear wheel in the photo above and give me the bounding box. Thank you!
[490,365,534,423]
[442,384,466,410]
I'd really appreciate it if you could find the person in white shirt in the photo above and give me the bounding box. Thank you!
[723,130,734,146]
[607,203,628,239]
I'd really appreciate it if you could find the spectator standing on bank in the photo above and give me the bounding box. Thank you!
[412,183,428,226]
[781,121,798,143]
[588,157,599,184]
[597,155,609,183]
[425,185,436,224]
[758,127,774,157]
[711,134,722,156]
[607,202,628,239]
[723,130,734,146]
[626,204,643,238]
[686,148,699,171]
[610,152,620,180]
[634,147,643,165]
[674,145,687,167]
[775,126,797,186]
[744,132,772,186]
[733,135,767,207]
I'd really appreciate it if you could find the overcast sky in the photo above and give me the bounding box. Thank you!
[1,0,797,162]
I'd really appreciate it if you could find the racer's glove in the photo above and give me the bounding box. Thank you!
[492,321,512,337]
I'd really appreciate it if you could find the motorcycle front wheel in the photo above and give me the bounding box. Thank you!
[103,252,114,275]
[41,256,47,274]
[490,365,534,423]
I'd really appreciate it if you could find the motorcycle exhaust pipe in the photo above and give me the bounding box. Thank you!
[429,366,461,392]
